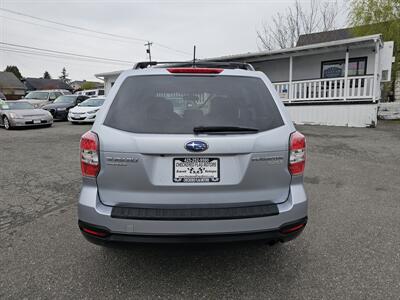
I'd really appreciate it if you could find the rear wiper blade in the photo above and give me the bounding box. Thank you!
[193,126,259,134]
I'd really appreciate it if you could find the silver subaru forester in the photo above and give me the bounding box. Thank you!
[78,62,307,245]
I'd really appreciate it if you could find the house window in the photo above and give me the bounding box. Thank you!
[321,57,367,78]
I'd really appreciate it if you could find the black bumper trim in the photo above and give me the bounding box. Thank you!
[79,217,307,244]
[111,203,279,220]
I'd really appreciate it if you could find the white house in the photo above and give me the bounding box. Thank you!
[95,33,395,127]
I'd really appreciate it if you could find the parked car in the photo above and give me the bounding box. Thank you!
[77,62,307,246]
[0,101,53,130]
[75,89,104,98]
[23,90,71,108]
[42,95,89,120]
[0,91,6,100]
[68,97,105,123]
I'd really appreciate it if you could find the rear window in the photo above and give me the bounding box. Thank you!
[104,75,284,134]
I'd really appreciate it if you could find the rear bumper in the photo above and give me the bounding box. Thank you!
[79,217,307,244]
[78,181,308,244]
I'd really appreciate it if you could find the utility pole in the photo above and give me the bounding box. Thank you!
[145,41,153,62]
[192,45,196,67]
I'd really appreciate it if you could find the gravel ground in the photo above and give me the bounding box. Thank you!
[0,121,399,299]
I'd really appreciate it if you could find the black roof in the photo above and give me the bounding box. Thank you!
[297,28,355,47]
[24,78,72,91]
[0,72,26,90]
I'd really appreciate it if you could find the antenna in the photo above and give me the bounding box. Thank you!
[192,45,196,67]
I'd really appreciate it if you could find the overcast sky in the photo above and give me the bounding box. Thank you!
[0,0,347,81]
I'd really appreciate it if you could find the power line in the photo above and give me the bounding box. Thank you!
[0,7,147,43]
[0,15,136,45]
[0,47,132,66]
[0,41,135,64]
[0,7,192,56]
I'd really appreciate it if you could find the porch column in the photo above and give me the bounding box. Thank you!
[373,41,380,102]
[343,48,349,101]
[289,56,293,102]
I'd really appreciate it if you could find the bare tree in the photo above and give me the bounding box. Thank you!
[320,1,340,32]
[257,0,339,50]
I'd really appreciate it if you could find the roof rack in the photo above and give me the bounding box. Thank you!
[133,61,255,71]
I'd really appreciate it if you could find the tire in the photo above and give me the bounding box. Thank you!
[3,116,11,130]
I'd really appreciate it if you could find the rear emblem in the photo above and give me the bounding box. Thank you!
[185,141,208,152]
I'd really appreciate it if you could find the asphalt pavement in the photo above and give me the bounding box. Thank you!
[0,121,399,299]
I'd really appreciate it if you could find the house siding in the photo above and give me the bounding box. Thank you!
[103,74,119,95]
[395,71,400,101]
[250,46,377,82]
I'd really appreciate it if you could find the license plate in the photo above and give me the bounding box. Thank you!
[33,120,41,124]
[173,158,220,183]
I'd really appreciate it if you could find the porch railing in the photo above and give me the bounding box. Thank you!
[273,75,375,103]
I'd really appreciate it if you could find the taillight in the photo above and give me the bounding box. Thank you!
[79,222,109,237]
[81,227,109,237]
[80,131,100,177]
[289,131,306,175]
[280,221,306,234]
[167,67,223,74]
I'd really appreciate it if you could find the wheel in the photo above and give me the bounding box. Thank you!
[3,116,11,130]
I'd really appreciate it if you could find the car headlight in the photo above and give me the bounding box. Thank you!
[87,109,99,114]
[9,112,22,119]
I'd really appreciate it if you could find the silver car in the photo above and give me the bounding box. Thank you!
[23,90,70,108]
[78,62,307,245]
[0,101,53,129]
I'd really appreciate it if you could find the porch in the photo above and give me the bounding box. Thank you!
[211,34,394,127]
[273,75,375,103]
[212,34,393,114]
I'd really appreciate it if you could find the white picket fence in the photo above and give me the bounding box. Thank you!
[274,75,375,103]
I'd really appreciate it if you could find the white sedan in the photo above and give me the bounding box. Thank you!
[68,97,105,123]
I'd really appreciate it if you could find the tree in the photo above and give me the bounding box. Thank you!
[59,67,70,83]
[256,0,340,50]
[43,71,51,79]
[80,81,97,90]
[349,0,399,56]
[4,65,23,80]
[349,0,400,99]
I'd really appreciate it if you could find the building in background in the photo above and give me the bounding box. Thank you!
[95,32,395,127]
[0,71,27,100]
[95,70,124,95]
[70,80,104,91]
[23,78,73,92]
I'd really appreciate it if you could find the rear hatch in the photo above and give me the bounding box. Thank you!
[96,71,292,207]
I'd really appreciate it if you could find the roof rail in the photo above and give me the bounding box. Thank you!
[133,61,255,71]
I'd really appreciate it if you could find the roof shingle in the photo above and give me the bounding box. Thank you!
[0,72,26,90]
[24,78,72,91]
[297,28,355,46]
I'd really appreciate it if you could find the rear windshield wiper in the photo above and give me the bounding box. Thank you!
[193,126,259,134]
